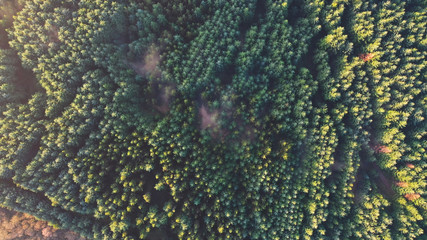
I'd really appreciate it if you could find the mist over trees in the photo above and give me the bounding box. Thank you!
[0,0,425,239]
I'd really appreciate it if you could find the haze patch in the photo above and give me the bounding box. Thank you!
[130,45,162,79]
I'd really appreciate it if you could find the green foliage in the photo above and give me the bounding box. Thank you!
[0,0,425,239]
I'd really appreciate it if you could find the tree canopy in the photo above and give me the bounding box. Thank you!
[0,0,425,239]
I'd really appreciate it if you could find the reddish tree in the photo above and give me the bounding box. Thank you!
[406,163,415,169]
[404,193,420,201]
[372,144,392,153]
[395,182,409,188]
[359,53,374,62]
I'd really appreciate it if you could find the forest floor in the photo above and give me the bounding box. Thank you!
[0,207,84,240]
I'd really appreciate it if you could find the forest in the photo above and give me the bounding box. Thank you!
[0,0,425,239]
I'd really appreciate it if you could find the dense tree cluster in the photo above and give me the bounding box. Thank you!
[0,0,425,239]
